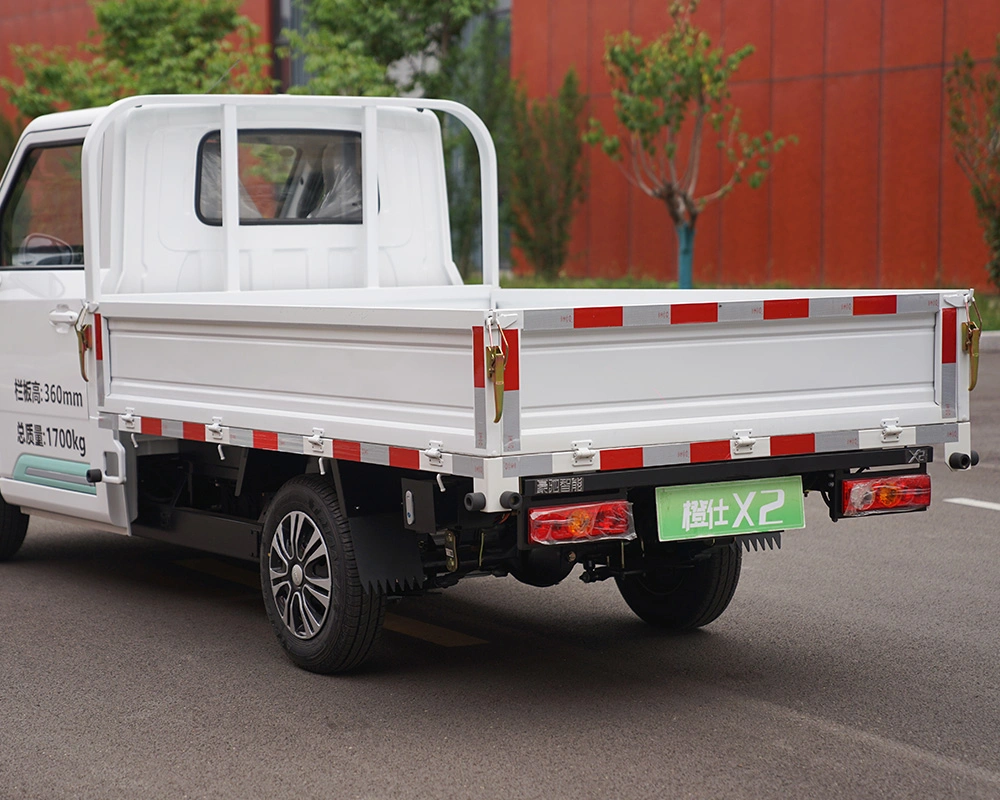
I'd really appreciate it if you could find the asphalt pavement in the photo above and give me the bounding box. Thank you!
[2,358,1000,800]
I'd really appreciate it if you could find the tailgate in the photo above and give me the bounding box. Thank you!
[496,290,971,460]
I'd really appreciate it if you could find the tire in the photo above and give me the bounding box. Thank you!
[0,493,29,561]
[260,475,385,674]
[615,543,742,630]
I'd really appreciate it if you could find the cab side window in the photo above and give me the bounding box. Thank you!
[0,143,85,268]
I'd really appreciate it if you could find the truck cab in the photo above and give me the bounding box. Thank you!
[0,107,132,530]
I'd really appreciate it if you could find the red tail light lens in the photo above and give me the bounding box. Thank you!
[841,473,931,517]
[528,501,635,545]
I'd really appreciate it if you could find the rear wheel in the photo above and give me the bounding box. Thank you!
[616,543,741,630]
[260,475,385,673]
[0,494,29,561]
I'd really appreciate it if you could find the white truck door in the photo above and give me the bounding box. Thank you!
[0,127,130,530]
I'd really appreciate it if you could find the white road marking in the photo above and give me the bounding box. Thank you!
[943,497,1000,512]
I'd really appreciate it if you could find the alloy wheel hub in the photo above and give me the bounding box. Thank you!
[268,510,333,639]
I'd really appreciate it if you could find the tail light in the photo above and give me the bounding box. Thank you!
[528,501,635,545]
[841,473,931,517]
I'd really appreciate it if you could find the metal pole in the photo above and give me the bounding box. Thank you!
[363,105,379,288]
[222,104,240,291]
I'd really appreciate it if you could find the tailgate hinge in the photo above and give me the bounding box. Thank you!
[120,408,137,431]
[733,429,755,454]
[305,428,325,454]
[881,418,903,442]
[424,441,444,468]
[572,440,595,467]
[207,417,226,441]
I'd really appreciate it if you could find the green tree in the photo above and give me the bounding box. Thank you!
[290,0,494,97]
[2,0,272,120]
[946,36,1000,289]
[287,1,512,279]
[509,69,588,279]
[442,14,515,278]
[0,116,17,174]
[282,33,394,97]
[586,0,793,288]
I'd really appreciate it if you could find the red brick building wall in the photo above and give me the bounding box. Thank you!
[512,0,1000,291]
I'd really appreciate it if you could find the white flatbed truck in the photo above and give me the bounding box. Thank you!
[0,95,981,673]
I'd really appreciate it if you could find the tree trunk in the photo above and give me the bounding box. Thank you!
[675,222,696,289]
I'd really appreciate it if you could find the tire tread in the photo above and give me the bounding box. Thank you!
[261,475,385,674]
[616,543,741,631]
[0,495,28,561]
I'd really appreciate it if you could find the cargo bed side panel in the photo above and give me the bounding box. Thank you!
[99,303,481,453]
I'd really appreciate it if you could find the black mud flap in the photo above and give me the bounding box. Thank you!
[348,513,425,593]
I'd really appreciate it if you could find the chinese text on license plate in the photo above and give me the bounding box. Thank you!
[655,476,805,542]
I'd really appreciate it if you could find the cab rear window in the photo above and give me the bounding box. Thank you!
[196,130,363,225]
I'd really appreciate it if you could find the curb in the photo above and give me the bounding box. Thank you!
[982,331,1000,352]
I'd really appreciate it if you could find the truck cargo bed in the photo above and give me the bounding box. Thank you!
[96,286,968,468]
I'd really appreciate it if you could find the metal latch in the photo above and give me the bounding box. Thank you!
[306,428,325,453]
[572,440,595,467]
[74,306,92,383]
[963,294,982,391]
[424,441,444,467]
[881,418,903,442]
[71,302,99,383]
[207,417,225,441]
[733,429,755,454]
[485,311,515,424]
[486,345,505,422]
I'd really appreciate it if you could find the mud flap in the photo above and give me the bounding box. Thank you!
[736,532,782,552]
[347,513,425,593]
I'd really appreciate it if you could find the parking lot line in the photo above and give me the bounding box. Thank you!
[943,497,1000,512]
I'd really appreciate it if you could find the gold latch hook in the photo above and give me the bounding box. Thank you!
[74,305,93,383]
[486,345,505,423]
[963,295,983,392]
[485,314,509,423]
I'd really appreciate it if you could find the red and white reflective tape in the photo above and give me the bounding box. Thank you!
[472,325,487,449]
[596,424,957,470]
[114,413,959,482]
[472,324,521,453]
[94,313,104,361]
[500,423,959,478]
[94,313,107,407]
[117,413,429,472]
[941,306,958,419]
[502,329,520,453]
[521,293,942,331]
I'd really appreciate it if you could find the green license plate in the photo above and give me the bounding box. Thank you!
[655,476,806,542]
